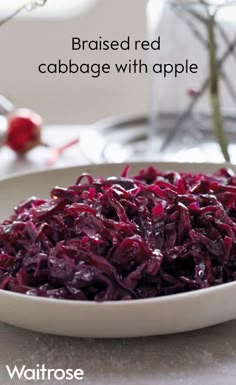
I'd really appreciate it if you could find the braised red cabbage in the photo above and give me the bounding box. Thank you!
[0,166,236,301]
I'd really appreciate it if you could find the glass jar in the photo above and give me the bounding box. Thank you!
[147,0,236,163]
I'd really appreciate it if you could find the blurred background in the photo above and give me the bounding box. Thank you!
[1,0,236,166]
[0,0,148,124]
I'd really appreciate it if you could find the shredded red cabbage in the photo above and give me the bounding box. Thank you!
[0,166,236,301]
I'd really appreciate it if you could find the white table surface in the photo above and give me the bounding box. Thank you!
[0,124,236,385]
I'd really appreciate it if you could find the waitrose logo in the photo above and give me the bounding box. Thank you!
[6,364,84,381]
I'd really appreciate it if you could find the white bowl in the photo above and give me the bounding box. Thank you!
[0,162,235,338]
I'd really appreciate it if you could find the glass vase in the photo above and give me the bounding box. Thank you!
[147,0,236,163]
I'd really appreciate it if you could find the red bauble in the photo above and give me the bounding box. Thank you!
[6,109,43,153]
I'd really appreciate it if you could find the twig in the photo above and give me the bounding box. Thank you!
[217,22,236,61]
[179,6,206,23]
[0,1,48,27]
[0,7,24,27]
[207,15,230,161]
[160,33,236,151]
[215,22,236,104]
[174,6,207,46]
[24,0,48,11]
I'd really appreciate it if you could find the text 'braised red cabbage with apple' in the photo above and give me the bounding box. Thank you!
[0,166,236,301]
